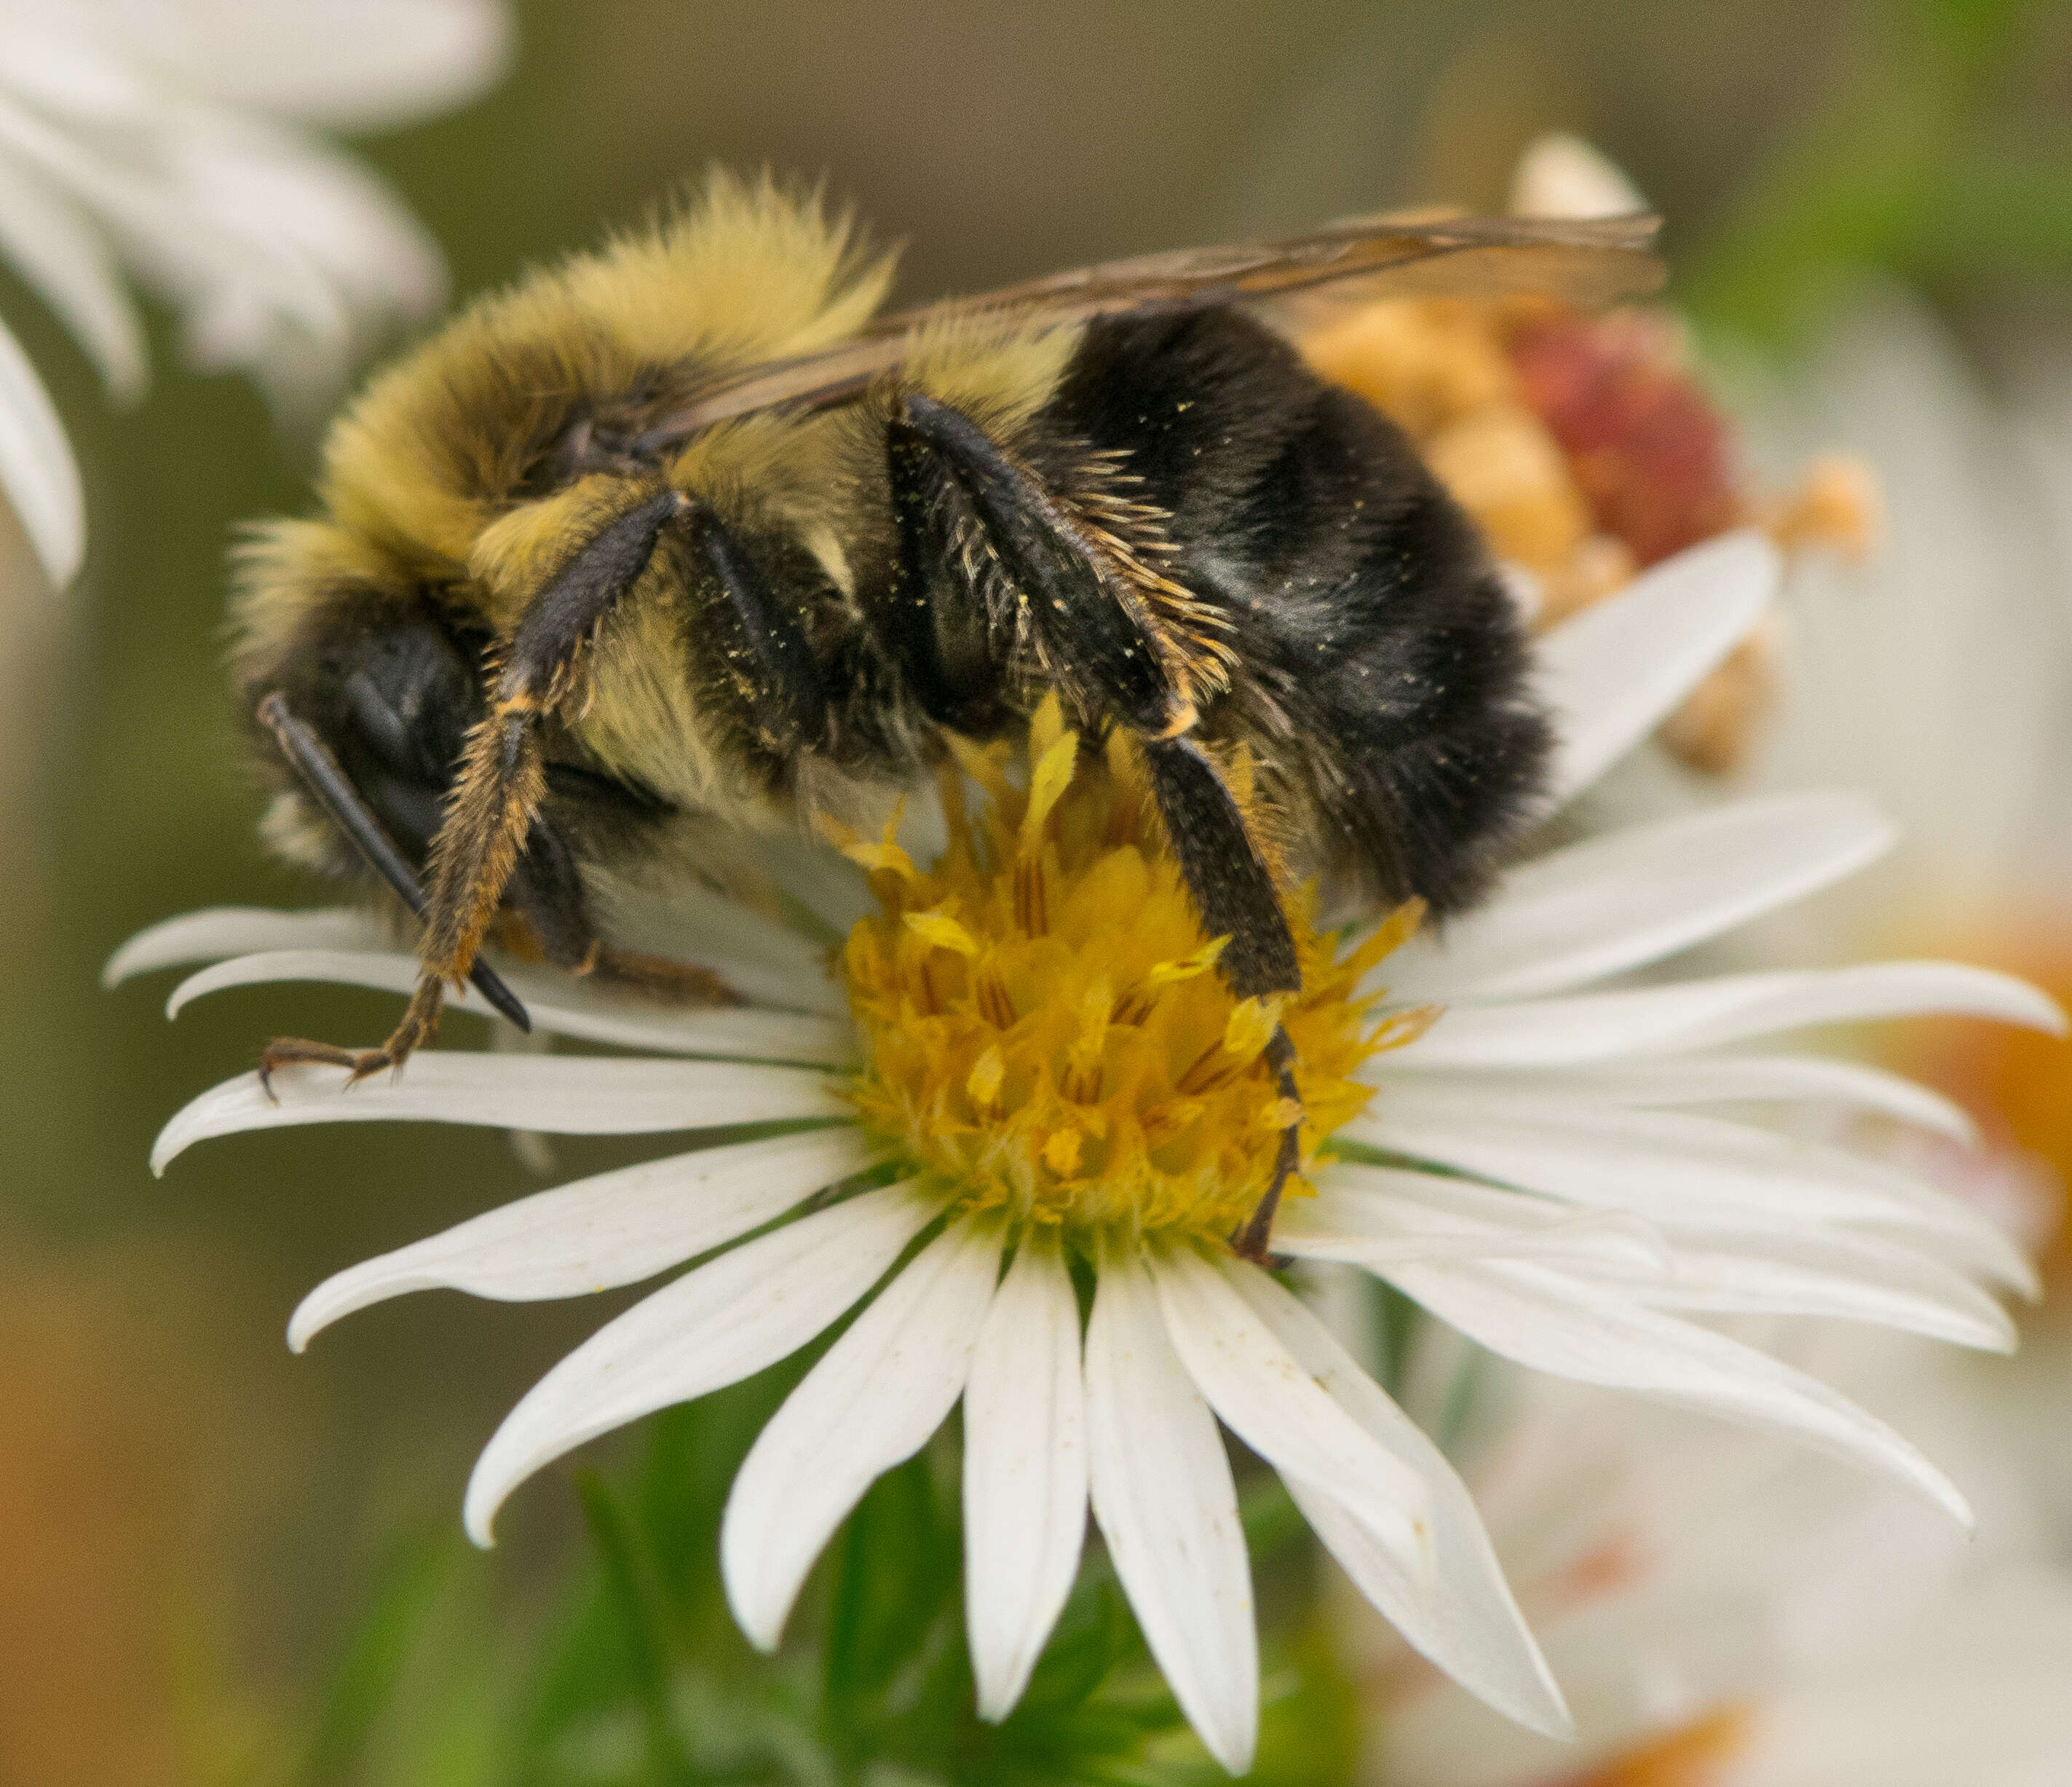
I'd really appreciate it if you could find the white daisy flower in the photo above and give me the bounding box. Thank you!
[115,531,2061,1776]
[0,0,511,589]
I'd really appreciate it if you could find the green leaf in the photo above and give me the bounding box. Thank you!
[575,1474,694,1783]
[821,1451,962,1767]
[304,1526,463,1786]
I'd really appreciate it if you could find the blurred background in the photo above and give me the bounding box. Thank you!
[3,1,2069,1781]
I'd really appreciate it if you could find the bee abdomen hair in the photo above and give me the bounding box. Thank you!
[1043,307,1551,915]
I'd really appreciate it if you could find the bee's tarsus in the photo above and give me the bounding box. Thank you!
[1232,1024,1304,1263]
[257,1035,395,1097]
[1140,735,1302,1002]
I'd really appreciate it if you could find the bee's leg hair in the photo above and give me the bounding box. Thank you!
[889,392,1193,738]
[261,486,687,1089]
[681,494,826,750]
[885,395,1304,1258]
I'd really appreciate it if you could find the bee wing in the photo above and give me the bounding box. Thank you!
[639,211,1660,443]
[869,209,1661,331]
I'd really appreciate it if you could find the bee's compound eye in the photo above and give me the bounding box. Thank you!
[342,668,411,765]
[331,615,480,780]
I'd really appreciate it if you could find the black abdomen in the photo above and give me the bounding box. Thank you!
[1040,309,1549,915]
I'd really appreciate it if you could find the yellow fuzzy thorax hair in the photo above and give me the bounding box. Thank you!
[313,171,897,575]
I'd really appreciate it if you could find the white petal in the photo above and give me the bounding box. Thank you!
[1153,1247,1434,1574]
[288,1127,881,1348]
[1509,132,1647,218]
[165,947,853,1064]
[1380,793,1892,1003]
[1387,1256,1971,1523]
[1340,1094,2026,1279]
[103,906,385,987]
[141,0,513,130]
[1727,1570,2072,1787]
[721,1212,1003,1649]
[1586,1226,2016,1351]
[1536,530,1779,808]
[1278,1168,1672,1274]
[152,1057,845,1175]
[1224,1266,1570,1739]
[963,1230,1089,1721]
[1083,1248,1257,1775]
[1388,960,2065,1069]
[0,309,84,587]
[1294,1165,2009,1346]
[464,1180,936,1542]
[1386,1057,1977,1143]
[0,152,147,398]
[106,899,843,1017]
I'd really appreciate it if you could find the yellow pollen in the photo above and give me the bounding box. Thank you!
[834,696,1433,1246]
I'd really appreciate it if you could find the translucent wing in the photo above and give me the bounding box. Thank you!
[635,212,1661,449]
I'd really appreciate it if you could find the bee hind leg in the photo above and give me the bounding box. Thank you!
[1138,735,1306,1263]
[1233,1027,1302,1265]
[882,394,1308,1257]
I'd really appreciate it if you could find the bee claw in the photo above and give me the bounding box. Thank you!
[1231,1124,1301,1264]
[1231,1023,1304,1265]
[258,1036,409,1097]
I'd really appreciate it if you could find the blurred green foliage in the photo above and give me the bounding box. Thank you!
[1685,0,2072,343]
[289,1373,1356,1787]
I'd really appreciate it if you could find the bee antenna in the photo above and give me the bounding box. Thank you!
[256,693,533,1033]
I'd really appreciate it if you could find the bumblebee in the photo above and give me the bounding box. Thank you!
[235,174,1658,1254]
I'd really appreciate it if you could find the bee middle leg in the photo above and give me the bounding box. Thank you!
[498,821,742,1010]
[885,393,1304,1258]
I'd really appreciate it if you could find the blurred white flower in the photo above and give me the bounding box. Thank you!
[1358,1325,2072,1787]
[1508,132,1647,223]
[114,533,2063,1775]
[0,0,510,589]
[1736,290,2072,942]
[1728,288,2072,1567]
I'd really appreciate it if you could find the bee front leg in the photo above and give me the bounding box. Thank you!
[258,979,446,1092]
[263,484,687,1091]
[254,692,533,1094]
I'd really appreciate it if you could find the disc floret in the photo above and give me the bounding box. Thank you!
[836,701,1433,1247]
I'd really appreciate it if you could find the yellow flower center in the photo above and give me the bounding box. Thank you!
[832,699,1434,1247]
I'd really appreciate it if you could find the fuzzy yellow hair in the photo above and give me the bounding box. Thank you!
[321,170,897,570]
